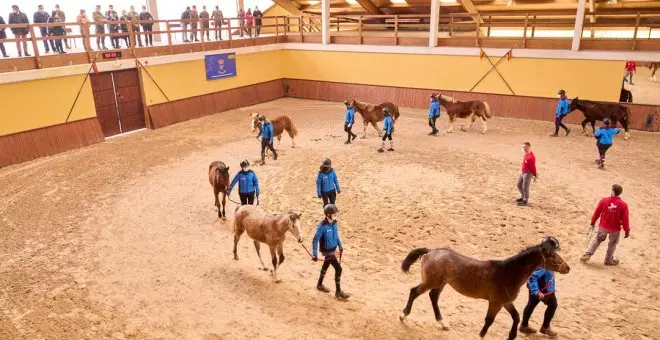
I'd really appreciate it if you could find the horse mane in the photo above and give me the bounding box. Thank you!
[493,245,542,268]
[440,95,458,103]
[353,100,374,112]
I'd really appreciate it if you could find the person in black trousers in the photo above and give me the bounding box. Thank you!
[48,11,66,53]
[34,5,55,53]
[312,204,350,300]
[519,267,559,337]
[0,15,9,57]
[316,158,341,206]
[139,6,153,46]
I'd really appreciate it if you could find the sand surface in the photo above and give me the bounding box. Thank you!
[626,65,660,105]
[1,98,659,340]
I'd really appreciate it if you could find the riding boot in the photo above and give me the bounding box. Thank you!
[378,141,385,153]
[388,140,395,152]
[335,280,350,300]
[317,272,330,293]
[352,132,357,140]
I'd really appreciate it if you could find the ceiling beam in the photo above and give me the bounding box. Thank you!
[459,0,485,23]
[272,0,304,15]
[475,1,660,12]
[355,0,383,14]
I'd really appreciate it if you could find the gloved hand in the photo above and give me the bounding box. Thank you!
[348,124,352,128]
[312,256,318,262]
[317,195,322,199]
[536,292,545,300]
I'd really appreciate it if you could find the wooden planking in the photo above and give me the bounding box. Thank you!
[147,79,285,129]
[282,78,660,131]
[0,118,104,167]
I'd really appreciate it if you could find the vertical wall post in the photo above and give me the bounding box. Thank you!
[429,0,440,47]
[322,0,330,44]
[571,0,587,51]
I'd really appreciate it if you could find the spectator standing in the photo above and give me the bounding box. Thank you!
[253,6,263,37]
[76,9,91,52]
[9,5,31,57]
[200,6,210,41]
[237,8,245,37]
[105,5,119,49]
[623,61,636,85]
[0,15,9,57]
[48,11,66,53]
[180,6,191,42]
[516,142,537,206]
[139,5,153,46]
[53,4,70,49]
[128,6,142,47]
[189,5,199,42]
[211,6,223,40]
[34,5,55,53]
[119,10,130,47]
[245,9,254,38]
[92,5,108,50]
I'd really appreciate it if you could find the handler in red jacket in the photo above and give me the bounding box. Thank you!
[581,184,630,266]
[516,142,537,206]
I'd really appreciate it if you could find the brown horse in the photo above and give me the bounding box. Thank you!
[250,113,299,149]
[233,205,303,282]
[649,62,659,82]
[569,97,631,139]
[208,161,230,219]
[433,93,492,134]
[399,238,570,340]
[349,99,400,138]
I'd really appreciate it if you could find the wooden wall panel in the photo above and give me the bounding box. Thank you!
[0,118,104,168]
[147,79,285,129]
[282,78,660,132]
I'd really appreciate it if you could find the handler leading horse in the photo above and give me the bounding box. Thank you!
[433,93,492,134]
[250,113,299,149]
[569,97,631,140]
[399,237,570,340]
[349,99,400,138]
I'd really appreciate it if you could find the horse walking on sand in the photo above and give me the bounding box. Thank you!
[569,97,631,139]
[349,99,400,138]
[208,161,230,219]
[233,205,303,282]
[433,93,492,134]
[649,62,659,82]
[399,237,570,340]
[250,113,299,149]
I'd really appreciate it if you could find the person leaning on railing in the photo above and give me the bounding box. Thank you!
[139,5,153,47]
[0,15,9,57]
[8,5,31,57]
[211,6,223,41]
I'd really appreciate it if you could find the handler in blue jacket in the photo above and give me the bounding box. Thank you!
[343,100,358,144]
[594,118,621,169]
[428,93,440,135]
[256,115,278,165]
[316,158,341,206]
[551,89,571,137]
[227,160,260,205]
[519,268,558,337]
[312,204,350,300]
[378,108,394,153]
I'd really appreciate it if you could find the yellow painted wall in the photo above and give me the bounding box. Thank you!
[141,49,283,105]
[280,50,624,101]
[0,75,95,136]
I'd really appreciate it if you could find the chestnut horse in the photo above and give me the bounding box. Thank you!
[569,97,631,139]
[399,239,570,340]
[233,205,303,282]
[208,161,230,219]
[433,93,492,134]
[250,113,299,149]
[349,99,400,138]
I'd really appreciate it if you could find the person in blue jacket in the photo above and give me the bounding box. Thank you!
[227,160,260,205]
[343,100,358,144]
[256,115,278,165]
[551,89,571,137]
[317,158,341,206]
[378,108,394,153]
[519,268,558,337]
[428,93,441,135]
[594,118,621,169]
[312,204,350,300]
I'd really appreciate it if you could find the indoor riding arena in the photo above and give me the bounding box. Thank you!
[1,1,660,340]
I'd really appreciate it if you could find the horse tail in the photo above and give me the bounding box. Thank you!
[483,102,492,118]
[402,248,429,273]
[285,115,299,138]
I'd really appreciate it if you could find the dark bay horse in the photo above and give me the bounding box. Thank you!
[233,205,303,282]
[433,93,492,134]
[250,113,299,148]
[208,161,230,219]
[349,99,400,138]
[399,238,570,340]
[569,97,631,139]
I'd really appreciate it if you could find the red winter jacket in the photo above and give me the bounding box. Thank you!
[591,196,630,233]
[521,152,537,177]
[625,61,636,72]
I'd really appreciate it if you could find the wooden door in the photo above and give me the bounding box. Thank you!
[90,69,145,137]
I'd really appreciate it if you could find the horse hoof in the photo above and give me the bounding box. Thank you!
[439,320,450,330]
[399,312,407,321]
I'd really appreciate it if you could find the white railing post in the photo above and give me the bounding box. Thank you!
[429,0,440,47]
[322,0,330,44]
[572,0,587,51]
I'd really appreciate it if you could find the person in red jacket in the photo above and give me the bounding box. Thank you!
[623,61,636,85]
[581,184,630,266]
[516,142,537,206]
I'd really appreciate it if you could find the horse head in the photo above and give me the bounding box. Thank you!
[569,97,581,112]
[288,211,303,243]
[350,99,364,112]
[250,113,261,132]
[539,237,570,274]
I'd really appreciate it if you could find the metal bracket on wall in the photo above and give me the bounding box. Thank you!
[470,46,517,95]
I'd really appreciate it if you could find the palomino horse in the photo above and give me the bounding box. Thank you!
[433,93,492,134]
[250,113,299,149]
[208,161,230,219]
[233,205,303,282]
[349,99,400,138]
[399,238,570,340]
[569,97,631,139]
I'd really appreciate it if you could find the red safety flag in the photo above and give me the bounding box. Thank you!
[480,50,485,60]
[507,51,512,61]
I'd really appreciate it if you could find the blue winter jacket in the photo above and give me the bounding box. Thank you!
[345,108,355,125]
[257,122,274,141]
[317,169,341,196]
[527,268,556,295]
[227,170,260,195]
[595,127,621,145]
[556,98,570,117]
[429,101,440,118]
[312,219,343,257]
[383,116,394,134]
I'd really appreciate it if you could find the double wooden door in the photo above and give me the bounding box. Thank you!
[91,69,145,137]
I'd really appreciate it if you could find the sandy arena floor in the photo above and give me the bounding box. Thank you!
[1,98,659,340]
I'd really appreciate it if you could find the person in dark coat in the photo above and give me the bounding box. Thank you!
[47,11,66,53]
[105,5,119,49]
[34,5,55,53]
[139,6,153,46]
[119,10,130,47]
[200,6,210,41]
[189,5,199,42]
[53,4,70,49]
[253,6,263,37]
[256,115,278,165]
[211,6,223,40]
[180,7,191,42]
[0,15,9,57]
[128,6,142,47]
[92,5,108,50]
[9,5,31,57]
